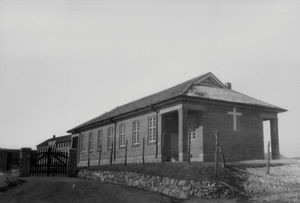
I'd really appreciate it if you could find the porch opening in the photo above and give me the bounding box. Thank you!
[263,120,271,159]
[162,111,179,162]
[263,118,280,159]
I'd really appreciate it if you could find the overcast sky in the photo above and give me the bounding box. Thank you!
[0,0,299,157]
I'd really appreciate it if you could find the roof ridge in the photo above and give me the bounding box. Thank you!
[180,72,215,95]
[67,73,211,132]
[116,72,210,108]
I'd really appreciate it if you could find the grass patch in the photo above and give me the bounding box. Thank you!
[0,172,25,192]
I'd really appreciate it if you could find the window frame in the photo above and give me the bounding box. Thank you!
[119,123,126,148]
[132,120,140,146]
[107,127,113,150]
[148,116,157,144]
[97,129,103,151]
[88,132,94,152]
[80,133,86,152]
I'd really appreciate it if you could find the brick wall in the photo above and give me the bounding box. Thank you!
[78,111,161,166]
[202,103,267,162]
[76,100,276,165]
[0,149,20,171]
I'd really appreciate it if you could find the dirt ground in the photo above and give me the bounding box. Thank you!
[0,177,242,203]
[0,177,176,203]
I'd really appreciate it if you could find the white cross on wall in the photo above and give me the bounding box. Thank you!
[227,108,242,132]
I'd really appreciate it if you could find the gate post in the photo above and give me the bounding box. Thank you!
[67,149,78,177]
[19,148,31,177]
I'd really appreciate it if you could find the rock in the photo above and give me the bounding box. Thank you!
[170,178,175,185]
[158,186,164,193]
[162,177,170,185]
[177,191,189,199]
[132,181,139,187]
[162,188,170,195]
[152,186,158,192]
[77,168,237,200]
[196,191,204,198]
[178,180,187,186]
[182,184,192,191]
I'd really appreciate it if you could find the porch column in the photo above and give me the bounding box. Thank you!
[270,118,280,159]
[178,108,188,162]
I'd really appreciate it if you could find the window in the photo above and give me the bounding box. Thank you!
[88,132,94,152]
[148,116,157,143]
[97,130,103,151]
[132,121,140,145]
[188,126,197,140]
[80,133,85,152]
[107,127,113,150]
[119,123,125,147]
[188,116,197,140]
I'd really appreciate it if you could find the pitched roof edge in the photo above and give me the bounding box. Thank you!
[37,135,72,147]
[181,72,226,95]
[67,96,183,133]
[67,73,212,133]
[183,95,287,113]
[228,89,288,113]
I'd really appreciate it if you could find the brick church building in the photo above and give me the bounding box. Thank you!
[68,72,286,166]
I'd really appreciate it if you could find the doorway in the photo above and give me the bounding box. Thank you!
[72,136,78,149]
[162,111,179,162]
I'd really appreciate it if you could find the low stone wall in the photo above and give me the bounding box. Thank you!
[78,169,236,199]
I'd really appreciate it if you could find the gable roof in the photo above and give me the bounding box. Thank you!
[68,72,286,133]
[187,85,283,110]
[37,135,72,147]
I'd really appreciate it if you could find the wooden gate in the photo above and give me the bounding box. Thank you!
[30,148,68,176]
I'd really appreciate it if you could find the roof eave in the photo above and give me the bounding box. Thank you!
[67,96,184,133]
[183,95,287,113]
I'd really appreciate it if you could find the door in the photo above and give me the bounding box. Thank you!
[72,137,78,149]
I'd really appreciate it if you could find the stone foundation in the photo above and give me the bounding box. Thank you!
[78,169,237,199]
